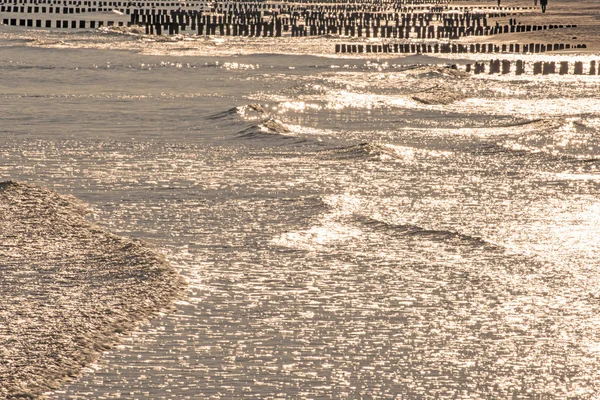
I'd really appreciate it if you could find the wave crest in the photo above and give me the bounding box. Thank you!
[411,85,466,105]
[236,118,296,139]
[208,103,268,121]
[317,142,419,162]
[236,103,269,120]
[356,215,499,250]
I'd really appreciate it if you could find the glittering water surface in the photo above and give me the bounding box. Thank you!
[2,28,600,398]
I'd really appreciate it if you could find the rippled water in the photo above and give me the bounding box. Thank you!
[2,28,600,398]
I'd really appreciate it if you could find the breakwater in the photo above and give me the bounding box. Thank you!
[335,41,587,54]
[462,59,599,75]
[0,0,590,54]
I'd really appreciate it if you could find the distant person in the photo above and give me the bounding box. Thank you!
[497,0,501,7]
[540,0,547,12]
[534,0,537,5]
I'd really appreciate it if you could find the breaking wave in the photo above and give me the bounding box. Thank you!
[355,215,500,250]
[411,85,467,105]
[98,25,146,36]
[504,117,566,131]
[235,103,270,120]
[316,142,401,161]
[207,103,268,121]
[495,118,546,129]
[316,142,448,162]
[474,117,600,163]
[236,118,299,140]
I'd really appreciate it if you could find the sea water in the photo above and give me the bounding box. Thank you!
[2,27,600,398]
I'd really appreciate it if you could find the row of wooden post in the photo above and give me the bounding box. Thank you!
[461,60,599,75]
[2,16,121,27]
[1,4,132,13]
[335,42,587,54]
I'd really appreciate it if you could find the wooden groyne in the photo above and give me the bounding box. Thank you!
[2,17,125,28]
[0,0,591,53]
[335,42,587,54]
[0,0,579,37]
[450,59,600,75]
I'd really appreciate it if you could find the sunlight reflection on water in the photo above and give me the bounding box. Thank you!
[1,38,600,398]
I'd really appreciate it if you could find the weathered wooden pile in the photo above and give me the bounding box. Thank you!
[459,59,600,75]
[0,0,591,57]
[125,4,575,40]
[336,41,587,54]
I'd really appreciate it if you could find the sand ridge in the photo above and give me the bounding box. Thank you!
[0,181,185,399]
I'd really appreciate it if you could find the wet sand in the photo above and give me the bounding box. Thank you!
[0,182,185,399]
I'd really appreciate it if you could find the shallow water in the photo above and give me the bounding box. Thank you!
[2,27,600,398]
